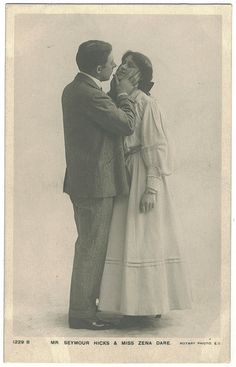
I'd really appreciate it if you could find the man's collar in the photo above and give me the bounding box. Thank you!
[79,71,102,89]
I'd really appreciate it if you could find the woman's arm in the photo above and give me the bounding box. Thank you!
[140,97,172,213]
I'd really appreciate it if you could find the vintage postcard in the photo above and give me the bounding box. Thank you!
[4,3,231,363]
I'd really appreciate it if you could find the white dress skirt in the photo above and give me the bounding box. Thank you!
[98,90,192,316]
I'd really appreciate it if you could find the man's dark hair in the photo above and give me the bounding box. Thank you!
[76,40,112,74]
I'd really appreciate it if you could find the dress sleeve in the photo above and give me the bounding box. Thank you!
[141,97,172,192]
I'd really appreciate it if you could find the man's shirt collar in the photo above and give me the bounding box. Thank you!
[80,71,102,89]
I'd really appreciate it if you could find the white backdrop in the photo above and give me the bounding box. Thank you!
[13,13,221,337]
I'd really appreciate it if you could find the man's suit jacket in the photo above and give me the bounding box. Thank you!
[62,73,136,202]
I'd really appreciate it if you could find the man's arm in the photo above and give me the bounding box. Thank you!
[86,88,136,136]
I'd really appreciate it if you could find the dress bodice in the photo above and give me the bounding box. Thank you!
[123,89,172,193]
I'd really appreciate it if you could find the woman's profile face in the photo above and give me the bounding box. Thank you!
[116,55,140,80]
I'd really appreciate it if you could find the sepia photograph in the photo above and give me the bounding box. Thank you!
[4,3,231,363]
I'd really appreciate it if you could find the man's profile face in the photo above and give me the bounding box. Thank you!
[99,52,117,81]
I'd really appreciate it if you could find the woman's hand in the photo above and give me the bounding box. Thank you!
[139,190,157,213]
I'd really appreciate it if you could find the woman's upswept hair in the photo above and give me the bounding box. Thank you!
[122,51,154,95]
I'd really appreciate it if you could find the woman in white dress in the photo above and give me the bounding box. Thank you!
[98,51,192,323]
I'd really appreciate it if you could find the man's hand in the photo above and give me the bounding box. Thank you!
[116,66,141,86]
[114,75,134,96]
[115,69,141,96]
[109,75,117,99]
[140,191,157,213]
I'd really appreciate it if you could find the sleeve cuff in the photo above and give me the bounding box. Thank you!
[146,175,161,192]
[117,93,135,104]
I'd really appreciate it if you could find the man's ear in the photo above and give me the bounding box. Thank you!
[96,65,102,74]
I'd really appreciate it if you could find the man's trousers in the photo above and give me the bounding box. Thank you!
[69,197,114,320]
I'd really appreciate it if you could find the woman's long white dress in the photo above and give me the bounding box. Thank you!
[98,90,192,316]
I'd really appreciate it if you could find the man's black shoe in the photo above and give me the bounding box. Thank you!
[69,317,114,330]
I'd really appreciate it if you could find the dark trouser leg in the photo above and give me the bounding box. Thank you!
[69,197,114,320]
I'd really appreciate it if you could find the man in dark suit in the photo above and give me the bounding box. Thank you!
[62,40,138,330]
